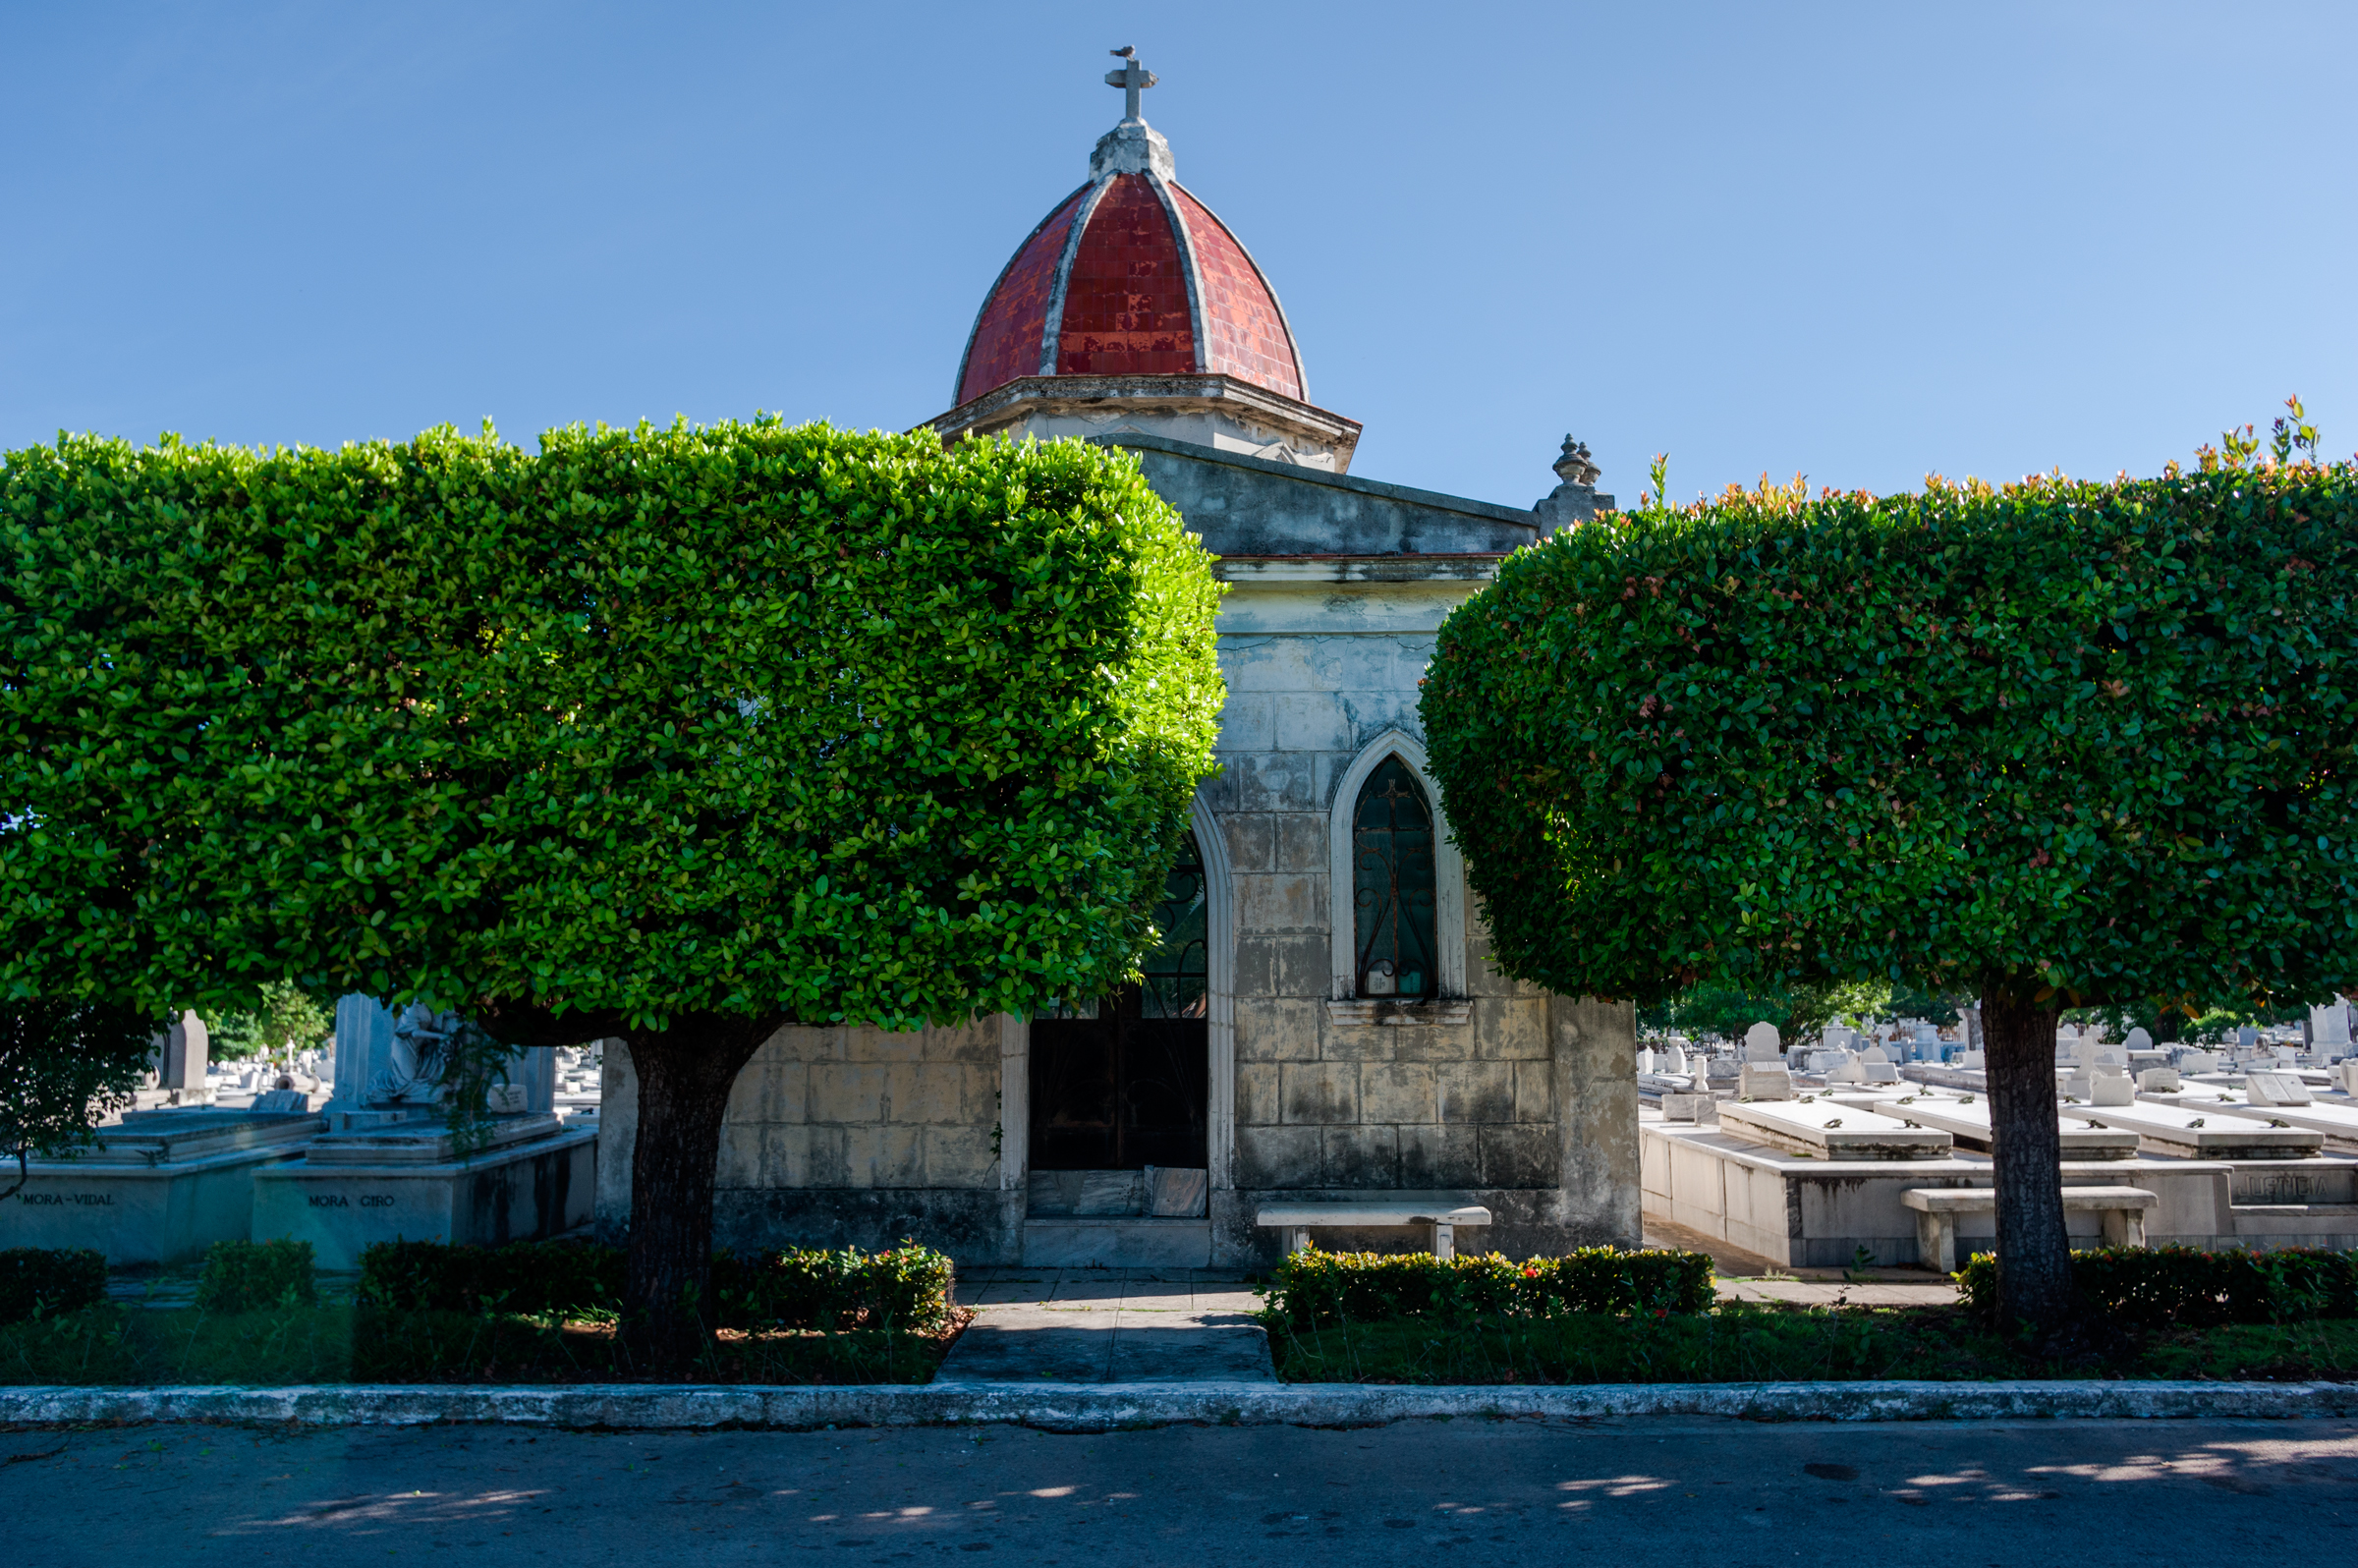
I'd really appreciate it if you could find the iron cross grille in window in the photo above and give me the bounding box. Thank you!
[1141,834,1208,1020]
[1353,756,1437,997]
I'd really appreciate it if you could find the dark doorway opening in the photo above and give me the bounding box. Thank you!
[1030,831,1208,1171]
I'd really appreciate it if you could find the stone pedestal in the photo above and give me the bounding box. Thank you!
[0,1107,323,1263]
[251,1114,596,1269]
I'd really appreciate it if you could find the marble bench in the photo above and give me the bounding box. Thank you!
[1256,1203,1493,1260]
[1901,1185,2158,1272]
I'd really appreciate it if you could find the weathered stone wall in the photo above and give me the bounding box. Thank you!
[1203,615,1639,1265]
[597,1018,1019,1263]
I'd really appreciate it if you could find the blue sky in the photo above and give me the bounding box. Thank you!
[5,2,2352,508]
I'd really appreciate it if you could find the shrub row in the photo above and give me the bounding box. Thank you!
[357,1239,957,1331]
[196,1239,317,1313]
[1958,1246,2358,1326]
[358,1240,624,1316]
[1263,1247,1716,1329]
[0,1248,106,1323]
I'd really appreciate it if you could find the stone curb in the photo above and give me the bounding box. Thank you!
[3,1378,2353,1430]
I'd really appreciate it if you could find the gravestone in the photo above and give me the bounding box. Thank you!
[150,1011,211,1105]
[1738,1062,1794,1100]
[1636,1046,1656,1075]
[1744,1022,1783,1062]
[1664,1044,1689,1076]
[2137,1067,2181,1093]
[2247,1071,2315,1108]
[2123,1027,2154,1051]
[2312,1002,2353,1049]
[2237,1025,2261,1052]
[2089,1074,2135,1106]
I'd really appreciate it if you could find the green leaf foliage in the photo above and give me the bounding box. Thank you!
[195,1238,317,1314]
[1423,465,2358,1012]
[1956,1245,2358,1326]
[0,1248,107,1323]
[201,980,331,1061]
[0,1001,154,1180]
[1261,1246,1715,1329]
[0,420,1224,1036]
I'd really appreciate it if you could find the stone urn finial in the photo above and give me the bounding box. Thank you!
[1553,435,1600,487]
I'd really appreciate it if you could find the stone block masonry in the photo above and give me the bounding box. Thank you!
[598,1018,1016,1261]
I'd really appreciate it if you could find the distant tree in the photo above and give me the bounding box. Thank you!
[0,1001,154,1199]
[1,420,1222,1362]
[1426,458,2358,1337]
[203,981,332,1062]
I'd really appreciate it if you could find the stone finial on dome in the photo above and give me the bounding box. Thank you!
[1093,50,1174,180]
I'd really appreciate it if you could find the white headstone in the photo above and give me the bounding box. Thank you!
[1960,1049,1986,1068]
[1664,1044,1689,1075]
[1862,1043,1890,1065]
[329,995,398,1112]
[2090,1075,2135,1106]
[1738,1062,1795,1100]
[1827,1050,1867,1084]
[2247,1071,2315,1107]
[2123,1027,2154,1051]
[2341,1061,2358,1096]
[2177,1047,2221,1073]
[1744,1022,1782,1062]
[2072,1036,2101,1068]
[1637,1046,1657,1075]
[2136,1067,2180,1092]
[2312,1003,2353,1048]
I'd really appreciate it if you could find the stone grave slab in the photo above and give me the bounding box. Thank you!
[1715,1098,1953,1161]
[1877,1094,2140,1159]
[2073,1100,2324,1160]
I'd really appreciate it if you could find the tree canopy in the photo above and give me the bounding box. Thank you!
[2,418,1224,1351]
[1425,456,2358,1330]
[1425,462,2358,1016]
[2,418,1222,1031]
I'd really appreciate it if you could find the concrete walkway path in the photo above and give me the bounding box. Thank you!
[940,1268,1274,1383]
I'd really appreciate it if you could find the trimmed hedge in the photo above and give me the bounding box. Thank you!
[0,1247,106,1323]
[196,1239,316,1313]
[357,1239,957,1331]
[359,1239,624,1316]
[712,1242,957,1333]
[1958,1246,2358,1327]
[1423,462,2358,1035]
[1263,1247,1715,1330]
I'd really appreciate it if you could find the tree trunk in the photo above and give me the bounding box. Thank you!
[1980,978,2073,1334]
[623,1015,777,1369]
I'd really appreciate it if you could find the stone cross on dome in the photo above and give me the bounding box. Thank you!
[1104,47,1157,123]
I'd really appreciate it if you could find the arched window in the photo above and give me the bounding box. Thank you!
[1141,832,1208,1020]
[1351,757,1437,997]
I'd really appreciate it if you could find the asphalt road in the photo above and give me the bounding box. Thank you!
[6,1416,2353,1566]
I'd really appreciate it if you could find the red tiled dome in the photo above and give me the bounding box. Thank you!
[953,168,1308,409]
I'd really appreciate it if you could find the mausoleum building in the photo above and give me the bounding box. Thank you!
[596,60,1640,1266]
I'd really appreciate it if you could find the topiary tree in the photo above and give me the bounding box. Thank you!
[1424,459,2358,1335]
[0,1000,155,1199]
[1,418,1223,1359]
